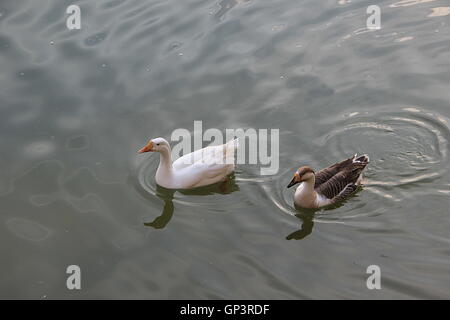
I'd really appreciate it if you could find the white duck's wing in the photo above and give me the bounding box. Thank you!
[172,138,238,171]
[169,139,238,189]
[172,154,236,188]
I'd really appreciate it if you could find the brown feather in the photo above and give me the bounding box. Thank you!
[298,166,315,177]
[315,156,368,200]
[314,156,354,188]
[329,184,359,205]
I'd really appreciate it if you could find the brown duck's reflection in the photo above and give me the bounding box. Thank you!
[144,174,239,229]
[286,208,316,240]
[286,199,350,240]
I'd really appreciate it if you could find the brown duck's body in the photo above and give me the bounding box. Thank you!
[288,154,370,209]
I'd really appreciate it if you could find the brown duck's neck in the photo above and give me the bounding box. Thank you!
[302,175,315,191]
[294,175,317,205]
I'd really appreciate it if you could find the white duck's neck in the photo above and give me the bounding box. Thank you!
[156,146,173,182]
[294,175,317,206]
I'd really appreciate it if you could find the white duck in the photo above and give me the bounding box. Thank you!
[138,137,238,189]
[287,154,369,209]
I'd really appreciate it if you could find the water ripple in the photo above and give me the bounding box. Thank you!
[260,106,450,229]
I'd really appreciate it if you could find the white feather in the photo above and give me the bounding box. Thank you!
[152,138,238,189]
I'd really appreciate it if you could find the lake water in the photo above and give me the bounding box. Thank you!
[1,0,450,299]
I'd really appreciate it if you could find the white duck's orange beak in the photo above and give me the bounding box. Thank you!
[138,141,154,153]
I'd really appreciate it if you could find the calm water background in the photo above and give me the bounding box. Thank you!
[1,0,450,299]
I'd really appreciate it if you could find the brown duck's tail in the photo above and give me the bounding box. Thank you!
[353,154,369,164]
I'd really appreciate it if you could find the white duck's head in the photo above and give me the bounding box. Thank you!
[138,137,170,153]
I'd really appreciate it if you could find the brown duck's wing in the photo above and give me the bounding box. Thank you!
[314,155,355,188]
[329,183,359,205]
[316,164,366,200]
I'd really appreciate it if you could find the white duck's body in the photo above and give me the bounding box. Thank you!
[138,137,238,189]
[288,154,370,209]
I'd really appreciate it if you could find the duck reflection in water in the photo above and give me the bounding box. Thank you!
[286,207,315,240]
[144,174,239,229]
[286,196,355,240]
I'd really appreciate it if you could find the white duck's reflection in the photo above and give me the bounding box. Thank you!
[144,174,239,229]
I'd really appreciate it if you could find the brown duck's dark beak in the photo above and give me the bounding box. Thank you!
[287,175,299,188]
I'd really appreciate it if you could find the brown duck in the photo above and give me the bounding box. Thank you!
[287,154,370,209]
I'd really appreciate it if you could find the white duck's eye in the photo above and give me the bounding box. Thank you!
[156,143,160,146]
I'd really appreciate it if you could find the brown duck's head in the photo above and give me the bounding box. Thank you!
[287,166,315,188]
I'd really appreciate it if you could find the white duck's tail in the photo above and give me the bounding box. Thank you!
[222,138,239,165]
[226,137,239,149]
